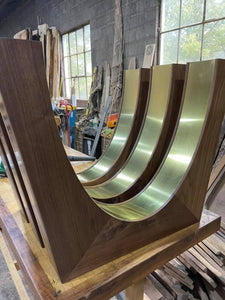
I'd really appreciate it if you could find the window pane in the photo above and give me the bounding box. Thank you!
[62,34,69,56]
[84,25,91,51]
[87,76,92,97]
[64,57,70,78]
[160,30,178,64]
[203,20,225,60]
[206,0,225,20]
[161,0,180,31]
[181,0,203,27]
[85,51,92,75]
[74,78,79,98]
[69,32,76,55]
[76,29,84,53]
[65,79,71,98]
[71,55,78,76]
[179,25,202,63]
[77,53,85,76]
[79,77,87,99]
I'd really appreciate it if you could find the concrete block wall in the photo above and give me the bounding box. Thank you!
[0,0,159,69]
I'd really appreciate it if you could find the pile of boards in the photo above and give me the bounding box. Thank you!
[143,224,225,300]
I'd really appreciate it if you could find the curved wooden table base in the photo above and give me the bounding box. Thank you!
[78,68,150,186]
[0,39,224,282]
[0,192,220,300]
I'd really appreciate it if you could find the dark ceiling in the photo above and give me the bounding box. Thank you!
[0,0,23,23]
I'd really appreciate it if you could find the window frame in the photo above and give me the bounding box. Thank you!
[159,0,225,64]
[62,23,92,101]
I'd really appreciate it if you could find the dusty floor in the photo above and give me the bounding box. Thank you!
[0,249,20,300]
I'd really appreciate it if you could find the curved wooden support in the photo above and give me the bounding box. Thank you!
[78,68,150,186]
[86,64,185,201]
[0,114,44,246]
[0,39,224,283]
[0,137,29,222]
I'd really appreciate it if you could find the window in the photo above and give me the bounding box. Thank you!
[160,0,225,64]
[62,24,92,100]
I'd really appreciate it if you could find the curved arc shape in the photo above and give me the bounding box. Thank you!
[94,60,220,221]
[85,64,185,201]
[78,68,150,185]
[1,39,224,282]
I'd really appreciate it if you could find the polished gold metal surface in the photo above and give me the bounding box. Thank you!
[86,65,174,199]
[94,60,215,221]
[78,70,141,183]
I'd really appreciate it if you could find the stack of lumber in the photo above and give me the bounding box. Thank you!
[14,24,62,100]
[143,223,225,300]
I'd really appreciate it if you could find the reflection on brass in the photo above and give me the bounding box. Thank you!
[1,39,224,282]
[95,60,215,221]
[86,64,184,200]
[78,70,143,183]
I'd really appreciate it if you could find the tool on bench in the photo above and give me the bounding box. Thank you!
[67,155,95,162]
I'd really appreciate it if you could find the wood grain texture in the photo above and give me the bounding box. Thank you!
[0,113,44,247]
[0,137,29,221]
[0,192,220,300]
[0,39,224,282]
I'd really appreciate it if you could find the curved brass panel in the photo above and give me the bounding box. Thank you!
[86,65,181,199]
[78,70,142,183]
[94,60,215,221]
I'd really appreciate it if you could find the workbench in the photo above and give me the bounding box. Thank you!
[0,148,221,300]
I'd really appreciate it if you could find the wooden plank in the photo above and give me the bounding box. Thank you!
[142,44,155,68]
[188,248,225,284]
[144,277,163,300]
[198,242,224,267]
[146,274,173,300]
[0,233,30,300]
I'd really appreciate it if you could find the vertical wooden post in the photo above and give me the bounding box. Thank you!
[126,278,145,300]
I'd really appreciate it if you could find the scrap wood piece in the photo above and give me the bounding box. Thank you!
[154,269,188,298]
[208,154,225,190]
[194,244,224,268]
[142,44,156,68]
[178,255,217,288]
[164,263,194,290]
[14,29,30,40]
[169,259,189,275]
[203,279,224,300]
[162,265,194,290]
[99,61,111,119]
[195,278,210,300]
[183,251,207,272]
[198,242,224,267]
[144,277,163,300]
[128,57,136,70]
[188,248,225,285]
[166,261,189,277]
[202,239,222,256]
[147,274,173,300]
[205,235,225,256]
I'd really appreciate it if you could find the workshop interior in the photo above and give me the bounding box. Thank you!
[0,1,225,300]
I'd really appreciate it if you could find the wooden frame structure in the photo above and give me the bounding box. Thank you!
[0,179,221,299]
[0,39,224,284]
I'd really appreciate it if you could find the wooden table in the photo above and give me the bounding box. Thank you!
[0,153,221,300]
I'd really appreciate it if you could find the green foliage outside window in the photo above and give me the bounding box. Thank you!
[160,0,225,64]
